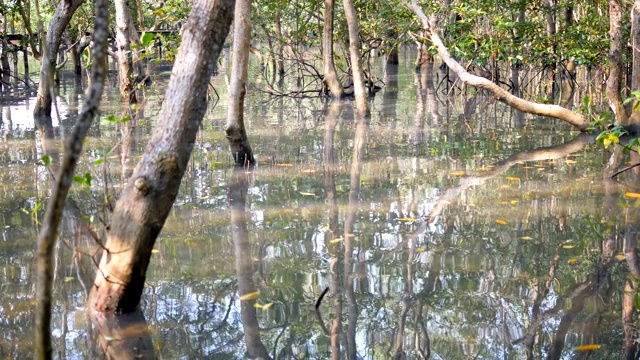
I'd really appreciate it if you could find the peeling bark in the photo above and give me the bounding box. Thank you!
[403,1,591,131]
[114,0,138,104]
[89,0,235,314]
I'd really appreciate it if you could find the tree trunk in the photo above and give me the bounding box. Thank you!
[34,0,109,357]
[88,0,235,314]
[403,2,590,131]
[342,0,370,118]
[33,0,85,117]
[225,0,255,167]
[607,0,629,125]
[631,0,640,123]
[114,0,138,104]
[323,0,343,98]
[275,10,285,75]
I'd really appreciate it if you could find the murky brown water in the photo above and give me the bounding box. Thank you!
[0,52,637,359]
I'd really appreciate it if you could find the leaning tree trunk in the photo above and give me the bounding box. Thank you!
[342,0,370,118]
[225,0,255,167]
[323,0,343,98]
[403,0,591,131]
[34,0,109,357]
[608,0,629,125]
[33,0,85,117]
[114,0,138,104]
[88,0,235,313]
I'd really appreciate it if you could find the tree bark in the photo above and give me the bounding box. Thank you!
[34,0,109,357]
[33,0,86,117]
[89,0,235,314]
[323,0,343,98]
[631,0,640,121]
[342,0,370,118]
[607,0,629,125]
[403,1,591,131]
[114,0,138,104]
[225,0,255,167]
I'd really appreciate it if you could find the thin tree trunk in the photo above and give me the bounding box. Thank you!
[275,10,285,75]
[34,0,109,357]
[608,0,629,124]
[89,0,235,314]
[323,0,343,98]
[114,0,138,104]
[225,0,255,167]
[33,0,85,117]
[342,0,370,118]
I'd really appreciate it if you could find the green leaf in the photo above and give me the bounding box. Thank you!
[107,114,118,122]
[141,32,155,47]
[41,155,51,166]
[73,175,85,184]
[94,158,104,166]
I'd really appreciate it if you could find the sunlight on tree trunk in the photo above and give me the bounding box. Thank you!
[607,0,629,125]
[33,0,85,117]
[342,0,370,118]
[114,0,138,104]
[225,0,255,167]
[89,0,235,314]
[34,0,109,357]
[323,0,343,98]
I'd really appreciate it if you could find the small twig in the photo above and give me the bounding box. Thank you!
[611,162,640,178]
[315,286,329,309]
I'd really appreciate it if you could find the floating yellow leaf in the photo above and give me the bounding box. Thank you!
[299,192,316,196]
[565,159,577,165]
[519,236,533,241]
[506,176,521,181]
[575,344,601,351]
[261,302,274,310]
[399,217,416,223]
[562,245,575,249]
[567,258,578,264]
[417,247,425,252]
[301,169,317,173]
[239,291,260,301]
[64,276,75,282]
[496,219,507,226]
[276,163,293,167]
[615,254,626,261]
[330,237,343,244]
[449,171,464,176]
[151,249,160,254]
[510,200,518,205]
[626,192,640,199]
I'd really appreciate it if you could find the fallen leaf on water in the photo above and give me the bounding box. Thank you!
[506,176,521,181]
[516,274,530,280]
[276,163,293,167]
[562,245,575,249]
[510,200,519,205]
[615,254,626,261]
[565,159,577,165]
[330,238,343,244]
[299,192,316,196]
[626,192,640,199]
[449,171,464,176]
[239,291,260,301]
[399,217,415,223]
[151,249,160,254]
[261,303,274,310]
[301,169,317,174]
[64,276,75,282]
[567,258,578,264]
[519,236,533,241]
[575,344,601,351]
[417,247,425,252]
[496,219,507,226]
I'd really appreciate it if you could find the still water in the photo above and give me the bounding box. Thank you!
[0,54,637,359]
